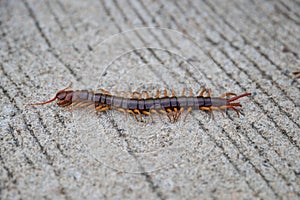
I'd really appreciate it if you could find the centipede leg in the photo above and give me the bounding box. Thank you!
[141,91,151,99]
[132,92,142,99]
[220,105,240,118]
[200,106,215,120]
[98,88,111,95]
[83,103,98,112]
[94,104,103,112]
[210,106,226,118]
[189,88,193,97]
[183,107,192,122]
[159,110,171,122]
[173,108,177,121]
[155,90,160,98]
[199,89,207,97]
[171,89,176,97]
[63,105,73,112]
[209,108,215,120]
[231,107,240,117]
[117,108,128,120]
[121,91,129,98]
[175,107,184,121]
[127,110,138,121]
[150,109,163,122]
[81,102,94,109]
[181,88,186,96]
[97,106,110,112]
[163,89,168,97]
[134,109,143,121]
[218,108,226,118]
[166,108,173,122]
[142,111,154,122]
[72,101,90,109]
[207,89,211,97]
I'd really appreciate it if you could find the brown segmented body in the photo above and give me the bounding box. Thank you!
[28,83,251,122]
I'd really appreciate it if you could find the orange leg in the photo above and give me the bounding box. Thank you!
[199,88,212,97]
[141,91,151,99]
[207,89,211,97]
[200,106,214,120]
[155,90,160,98]
[213,106,225,118]
[127,109,138,121]
[98,88,111,95]
[134,109,143,121]
[171,89,176,97]
[181,88,186,96]
[199,89,206,97]
[117,108,128,120]
[163,89,168,97]
[97,106,110,112]
[220,105,240,117]
[166,108,174,122]
[159,110,171,122]
[131,91,142,99]
[173,108,178,122]
[72,101,90,109]
[175,107,184,122]
[183,107,193,122]
[142,111,154,122]
[150,109,163,122]
[189,88,193,97]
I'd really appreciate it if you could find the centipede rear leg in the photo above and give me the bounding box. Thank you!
[220,105,241,118]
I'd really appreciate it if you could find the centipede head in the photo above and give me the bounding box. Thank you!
[27,83,74,107]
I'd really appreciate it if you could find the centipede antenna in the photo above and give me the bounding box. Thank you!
[27,95,58,106]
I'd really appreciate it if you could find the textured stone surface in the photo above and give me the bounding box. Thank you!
[1,0,299,199]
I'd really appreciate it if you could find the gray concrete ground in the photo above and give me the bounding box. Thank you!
[1,0,299,199]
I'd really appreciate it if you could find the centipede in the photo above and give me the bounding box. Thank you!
[28,83,251,122]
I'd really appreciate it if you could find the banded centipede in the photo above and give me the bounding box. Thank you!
[28,83,251,122]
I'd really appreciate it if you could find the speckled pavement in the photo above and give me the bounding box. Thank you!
[1,0,299,199]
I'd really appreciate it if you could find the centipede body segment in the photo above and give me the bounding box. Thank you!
[28,83,251,122]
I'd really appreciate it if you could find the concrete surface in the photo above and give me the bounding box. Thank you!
[0,0,299,199]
